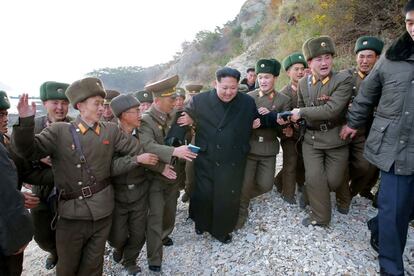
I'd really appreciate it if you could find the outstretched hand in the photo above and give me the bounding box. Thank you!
[17,94,36,118]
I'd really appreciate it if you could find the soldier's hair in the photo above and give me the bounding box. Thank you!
[216,67,241,82]
[404,0,414,14]
[246,67,255,73]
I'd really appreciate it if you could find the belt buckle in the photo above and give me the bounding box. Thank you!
[81,186,92,198]
[127,184,135,190]
[320,124,328,132]
[258,136,264,142]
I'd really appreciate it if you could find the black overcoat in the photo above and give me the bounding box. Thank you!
[185,89,258,238]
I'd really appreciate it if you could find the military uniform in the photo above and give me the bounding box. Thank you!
[297,36,353,226]
[274,53,308,202]
[12,78,141,276]
[139,75,183,269]
[27,81,71,269]
[182,84,204,202]
[344,36,384,199]
[108,94,165,274]
[102,89,120,123]
[237,59,291,228]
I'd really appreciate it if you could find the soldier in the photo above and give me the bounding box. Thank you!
[0,90,34,276]
[139,75,197,272]
[343,36,384,200]
[274,52,307,203]
[172,87,186,111]
[181,83,203,203]
[12,77,154,276]
[236,59,292,229]
[240,67,257,92]
[134,90,153,114]
[102,89,120,123]
[29,81,73,270]
[289,36,353,227]
[340,2,414,273]
[108,94,172,275]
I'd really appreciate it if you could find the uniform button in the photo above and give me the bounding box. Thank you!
[397,168,401,172]
[76,128,80,132]
[311,136,315,140]
[215,162,220,167]
[380,127,385,130]
[78,196,83,200]
[216,144,221,149]
[405,111,410,115]
[218,128,222,132]
[411,80,414,84]
[76,164,81,168]
[231,162,235,166]
[400,140,405,144]
[78,181,82,185]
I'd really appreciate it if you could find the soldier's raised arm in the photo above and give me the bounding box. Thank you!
[12,94,58,161]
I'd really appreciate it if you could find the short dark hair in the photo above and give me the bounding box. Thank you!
[404,0,414,14]
[216,67,241,82]
[246,67,255,73]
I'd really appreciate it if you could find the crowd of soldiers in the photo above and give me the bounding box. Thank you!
[1,2,414,275]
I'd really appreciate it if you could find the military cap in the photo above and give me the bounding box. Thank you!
[255,59,281,76]
[302,36,335,61]
[185,84,203,94]
[104,89,120,105]
[354,36,384,55]
[0,91,10,110]
[145,75,179,98]
[404,0,414,13]
[39,81,69,101]
[110,94,140,118]
[238,84,249,93]
[216,67,241,82]
[134,90,153,103]
[65,77,106,109]
[172,87,186,99]
[282,52,308,71]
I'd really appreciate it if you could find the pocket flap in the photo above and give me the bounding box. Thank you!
[371,117,391,133]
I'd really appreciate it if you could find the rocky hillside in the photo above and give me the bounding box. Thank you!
[88,0,406,92]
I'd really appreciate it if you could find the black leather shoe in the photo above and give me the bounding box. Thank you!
[149,265,161,272]
[112,248,123,263]
[337,206,349,215]
[124,264,141,275]
[217,234,232,244]
[162,237,173,246]
[195,228,204,235]
[45,253,58,270]
[360,191,375,201]
[367,220,379,253]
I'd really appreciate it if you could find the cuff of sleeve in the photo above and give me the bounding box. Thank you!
[18,116,35,127]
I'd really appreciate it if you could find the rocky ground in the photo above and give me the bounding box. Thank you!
[23,160,414,275]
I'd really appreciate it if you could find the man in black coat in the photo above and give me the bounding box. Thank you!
[179,67,266,243]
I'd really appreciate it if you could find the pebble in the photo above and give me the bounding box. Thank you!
[22,157,414,275]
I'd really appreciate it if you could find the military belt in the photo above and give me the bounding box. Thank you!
[306,121,340,132]
[61,179,110,200]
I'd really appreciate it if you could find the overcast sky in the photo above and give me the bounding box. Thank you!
[0,0,246,96]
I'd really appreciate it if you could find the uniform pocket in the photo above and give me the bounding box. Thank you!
[365,117,391,154]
